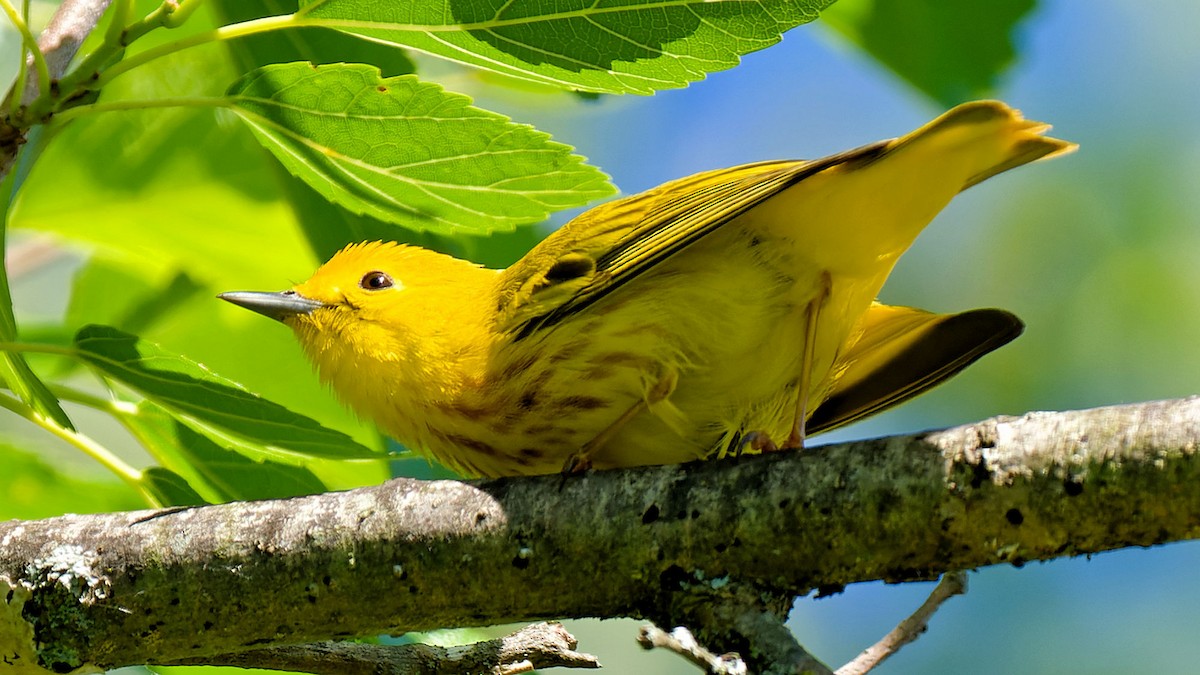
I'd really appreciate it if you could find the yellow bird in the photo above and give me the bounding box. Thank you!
[221,100,1074,477]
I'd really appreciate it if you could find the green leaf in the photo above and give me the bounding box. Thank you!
[225,62,614,234]
[296,0,833,95]
[821,0,1037,106]
[73,325,382,460]
[140,467,209,507]
[269,154,544,268]
[0,331,73,429]
[123,402,328,502]
[213,1,427,259]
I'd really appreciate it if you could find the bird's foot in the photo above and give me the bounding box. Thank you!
[736,430,780,455]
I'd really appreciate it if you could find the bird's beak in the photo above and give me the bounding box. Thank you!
[218,291,326,323]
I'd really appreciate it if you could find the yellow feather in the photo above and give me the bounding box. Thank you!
[223,100,1075,477]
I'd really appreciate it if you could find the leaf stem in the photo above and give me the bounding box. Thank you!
[14,0,31,116]
[0,389,143,487]
[159,0,204,29]
[50,95,227,124]
[0,339,79,358]
[94,13,302,89]
[49,381,138,417]
[104,0,134,46]
[123,0,205,41]
[0,0,52,109]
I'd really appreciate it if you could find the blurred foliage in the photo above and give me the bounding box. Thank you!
[0,442,142,519]
[821,0,1036,106]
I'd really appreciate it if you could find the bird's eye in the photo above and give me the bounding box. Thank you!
[360,271,394,290]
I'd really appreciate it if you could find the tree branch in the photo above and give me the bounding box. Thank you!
[1,397,1198,673]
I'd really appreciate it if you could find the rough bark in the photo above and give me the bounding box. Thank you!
[1,397,1198,673]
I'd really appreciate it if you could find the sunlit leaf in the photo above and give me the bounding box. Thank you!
[225,62,614,234]
[296,0,833,95]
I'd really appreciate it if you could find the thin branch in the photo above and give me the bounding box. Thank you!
[89,13,298,88]
[165,622,600,675]
[639,625,747,675]
[836,572,967,675]
[1,398,1199,672]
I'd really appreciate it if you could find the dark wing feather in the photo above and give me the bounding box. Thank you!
[807,305,1023,435]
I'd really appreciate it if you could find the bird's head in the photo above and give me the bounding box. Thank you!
[220,241,491,373]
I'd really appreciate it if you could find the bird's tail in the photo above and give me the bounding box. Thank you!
[892,100,1078,192]
[767,100,1077,274]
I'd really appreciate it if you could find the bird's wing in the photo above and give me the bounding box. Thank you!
[806,303,1024,435]
[494,148,887,339]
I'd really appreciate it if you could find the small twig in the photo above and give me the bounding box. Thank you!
[165,622,600,675]
[836,572,968,675]
[638,625,747,675]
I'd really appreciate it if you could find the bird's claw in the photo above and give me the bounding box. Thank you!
[736,430,779,455]
[561,452,593,475]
